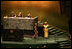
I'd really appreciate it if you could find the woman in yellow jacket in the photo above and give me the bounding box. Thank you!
[43,22,49,38]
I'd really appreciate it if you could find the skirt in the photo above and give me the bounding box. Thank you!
[44,28,48,38]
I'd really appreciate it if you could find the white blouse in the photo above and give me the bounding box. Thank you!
[43,24,49,28]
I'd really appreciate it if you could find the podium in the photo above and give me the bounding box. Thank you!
[2,17,38,41]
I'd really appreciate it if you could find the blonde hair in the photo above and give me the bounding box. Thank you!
[44,22,48,24]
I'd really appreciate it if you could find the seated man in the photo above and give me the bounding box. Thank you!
[18,12,22,17]
[26,13,31,18]
[11,11,16,17]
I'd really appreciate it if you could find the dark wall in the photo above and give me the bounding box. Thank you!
[1,1,70,31]
[60,1,71,32]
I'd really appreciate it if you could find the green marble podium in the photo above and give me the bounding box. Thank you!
[2,17,38,41]
[3,17,38,30]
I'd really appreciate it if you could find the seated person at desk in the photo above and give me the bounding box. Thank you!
[26,13,31,18]
[18,12,22,17]
[11,11,16,17]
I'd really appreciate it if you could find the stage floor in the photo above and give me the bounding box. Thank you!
[1,34,68,44]
[1,24,70,48]
[1,33,70,48]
